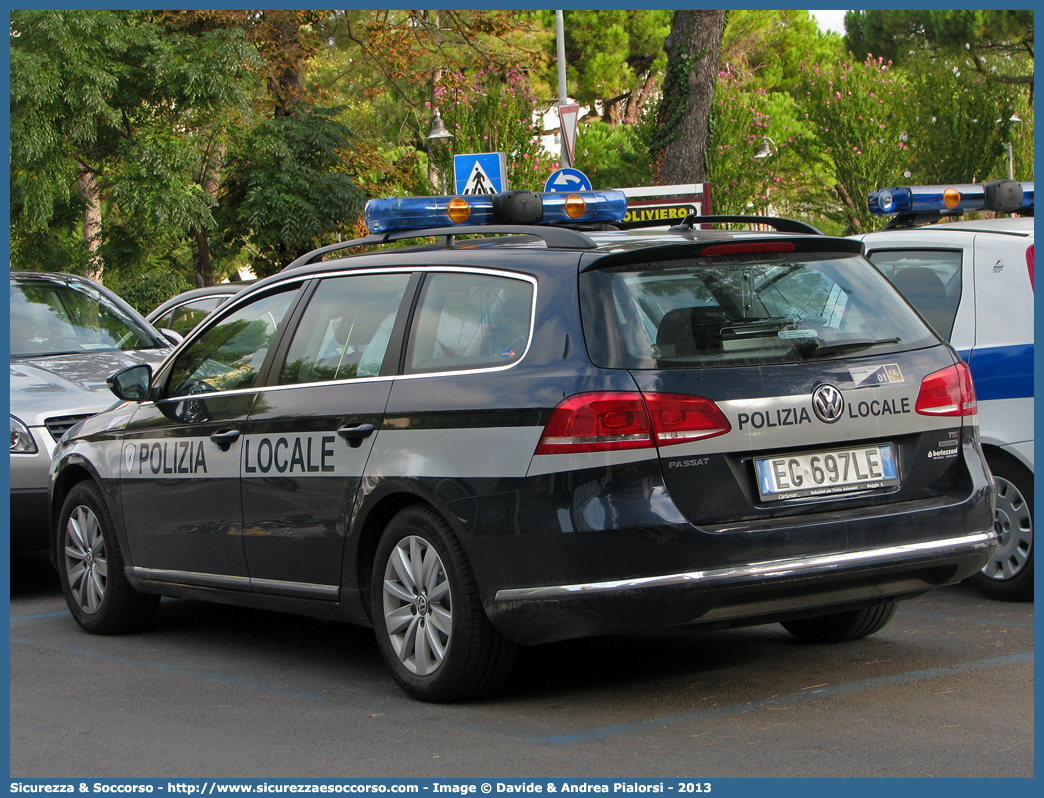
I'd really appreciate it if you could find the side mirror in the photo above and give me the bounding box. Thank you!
[159,328,184,346]
[107,364,154,402]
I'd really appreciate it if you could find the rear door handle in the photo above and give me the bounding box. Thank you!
[209,429,241,452]
[337,423,375,449]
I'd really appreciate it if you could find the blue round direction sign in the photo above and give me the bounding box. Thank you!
[544,167,593,193]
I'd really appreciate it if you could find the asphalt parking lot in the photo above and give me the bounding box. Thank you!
[10,550,1033,779]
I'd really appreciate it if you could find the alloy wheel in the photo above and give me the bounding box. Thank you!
[63,504,108,614]
[381,535,453,676]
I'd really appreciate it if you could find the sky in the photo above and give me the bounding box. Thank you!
[808,9,847,35]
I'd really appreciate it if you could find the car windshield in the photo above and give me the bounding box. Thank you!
[581,252,939,369]
[10,278,160,357]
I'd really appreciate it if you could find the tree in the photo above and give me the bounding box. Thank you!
[709,11,846,218]
[428,66,548,193]
[650,10,726,185]
[706,71,772,215]
[10,10,258,285]
[845,10,1034,88]
[551,11,671,126]
[313,11,550,174]
[902,55,1020,184]
[574,118,655,189]
[217,108,367,278]
[794,56,914,233]
[720,10,842,93]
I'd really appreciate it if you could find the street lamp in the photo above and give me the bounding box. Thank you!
[426,109,454,194]
[753,136,779,211]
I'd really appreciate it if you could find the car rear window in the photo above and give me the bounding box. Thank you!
[580,253,939,369]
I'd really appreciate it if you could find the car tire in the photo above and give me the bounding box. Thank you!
[57,481,159,635]
[781,601,897,643]
[371,506,517,702]
[970,453,1033,602]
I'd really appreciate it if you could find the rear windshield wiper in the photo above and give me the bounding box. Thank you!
[795,336,901,357]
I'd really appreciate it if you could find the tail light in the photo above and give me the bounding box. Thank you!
[644,393,732,445]
[534,392,730,455]
[1028,244,1034,291]
[915,362,977,416]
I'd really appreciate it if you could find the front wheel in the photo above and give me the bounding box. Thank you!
[371,506,516,702]
[781,601,897,643]
[57,481,159,634]
[970,453,1033,602]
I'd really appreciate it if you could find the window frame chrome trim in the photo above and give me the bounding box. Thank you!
[148,265,539,401]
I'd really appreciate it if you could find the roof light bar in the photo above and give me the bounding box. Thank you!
[869,180,1034,217]
[365,190,628,233]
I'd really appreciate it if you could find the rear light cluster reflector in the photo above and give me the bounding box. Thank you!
[535,392,731,455]
[915,362,977,416]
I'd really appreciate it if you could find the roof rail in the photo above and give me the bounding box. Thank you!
[665,214,824,235]
[282,225,597,271]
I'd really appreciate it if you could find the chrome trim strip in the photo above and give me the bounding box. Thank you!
[249,577,340,600]
[493,531,996,601]
[128,567,250,592]
[128,567,338,600]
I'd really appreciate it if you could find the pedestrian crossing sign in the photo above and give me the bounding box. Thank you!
[453,153,508,195]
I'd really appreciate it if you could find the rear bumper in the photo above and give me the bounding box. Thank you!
[485,530,995,645]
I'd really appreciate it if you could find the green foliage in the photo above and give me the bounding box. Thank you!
[794,56,913,233]
[573,119,654,189]
[552,11,670,124]
[107,130,215,237]
[10,9,259,284]
[845,10,1034,69]
[110,267,193,316]
[901,57,1018,184]
[721,10,843,93]
[707,72,771,215]
[219,108,367,276]
[429,67,547,193]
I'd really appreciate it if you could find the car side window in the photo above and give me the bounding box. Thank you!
[166,288,297,397]
[279,273,411,385]
[405,272,533,374]
[867,249,963,341]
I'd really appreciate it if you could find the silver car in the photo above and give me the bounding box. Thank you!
[9,272,172,550]
[145,281,252,337]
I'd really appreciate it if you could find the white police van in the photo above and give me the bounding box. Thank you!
[855,180,1034,601]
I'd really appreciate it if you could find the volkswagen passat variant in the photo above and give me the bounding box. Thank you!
[49,190,996,701]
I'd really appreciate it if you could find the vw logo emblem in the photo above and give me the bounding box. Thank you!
[812,384,845,423]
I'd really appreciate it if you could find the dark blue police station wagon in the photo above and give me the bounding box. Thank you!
[49,190,996,701]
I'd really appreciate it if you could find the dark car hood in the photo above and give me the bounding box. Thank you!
[10,348,169,426]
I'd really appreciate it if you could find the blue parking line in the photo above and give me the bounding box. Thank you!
[10,610,70,623]
[11,629,1032,747]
